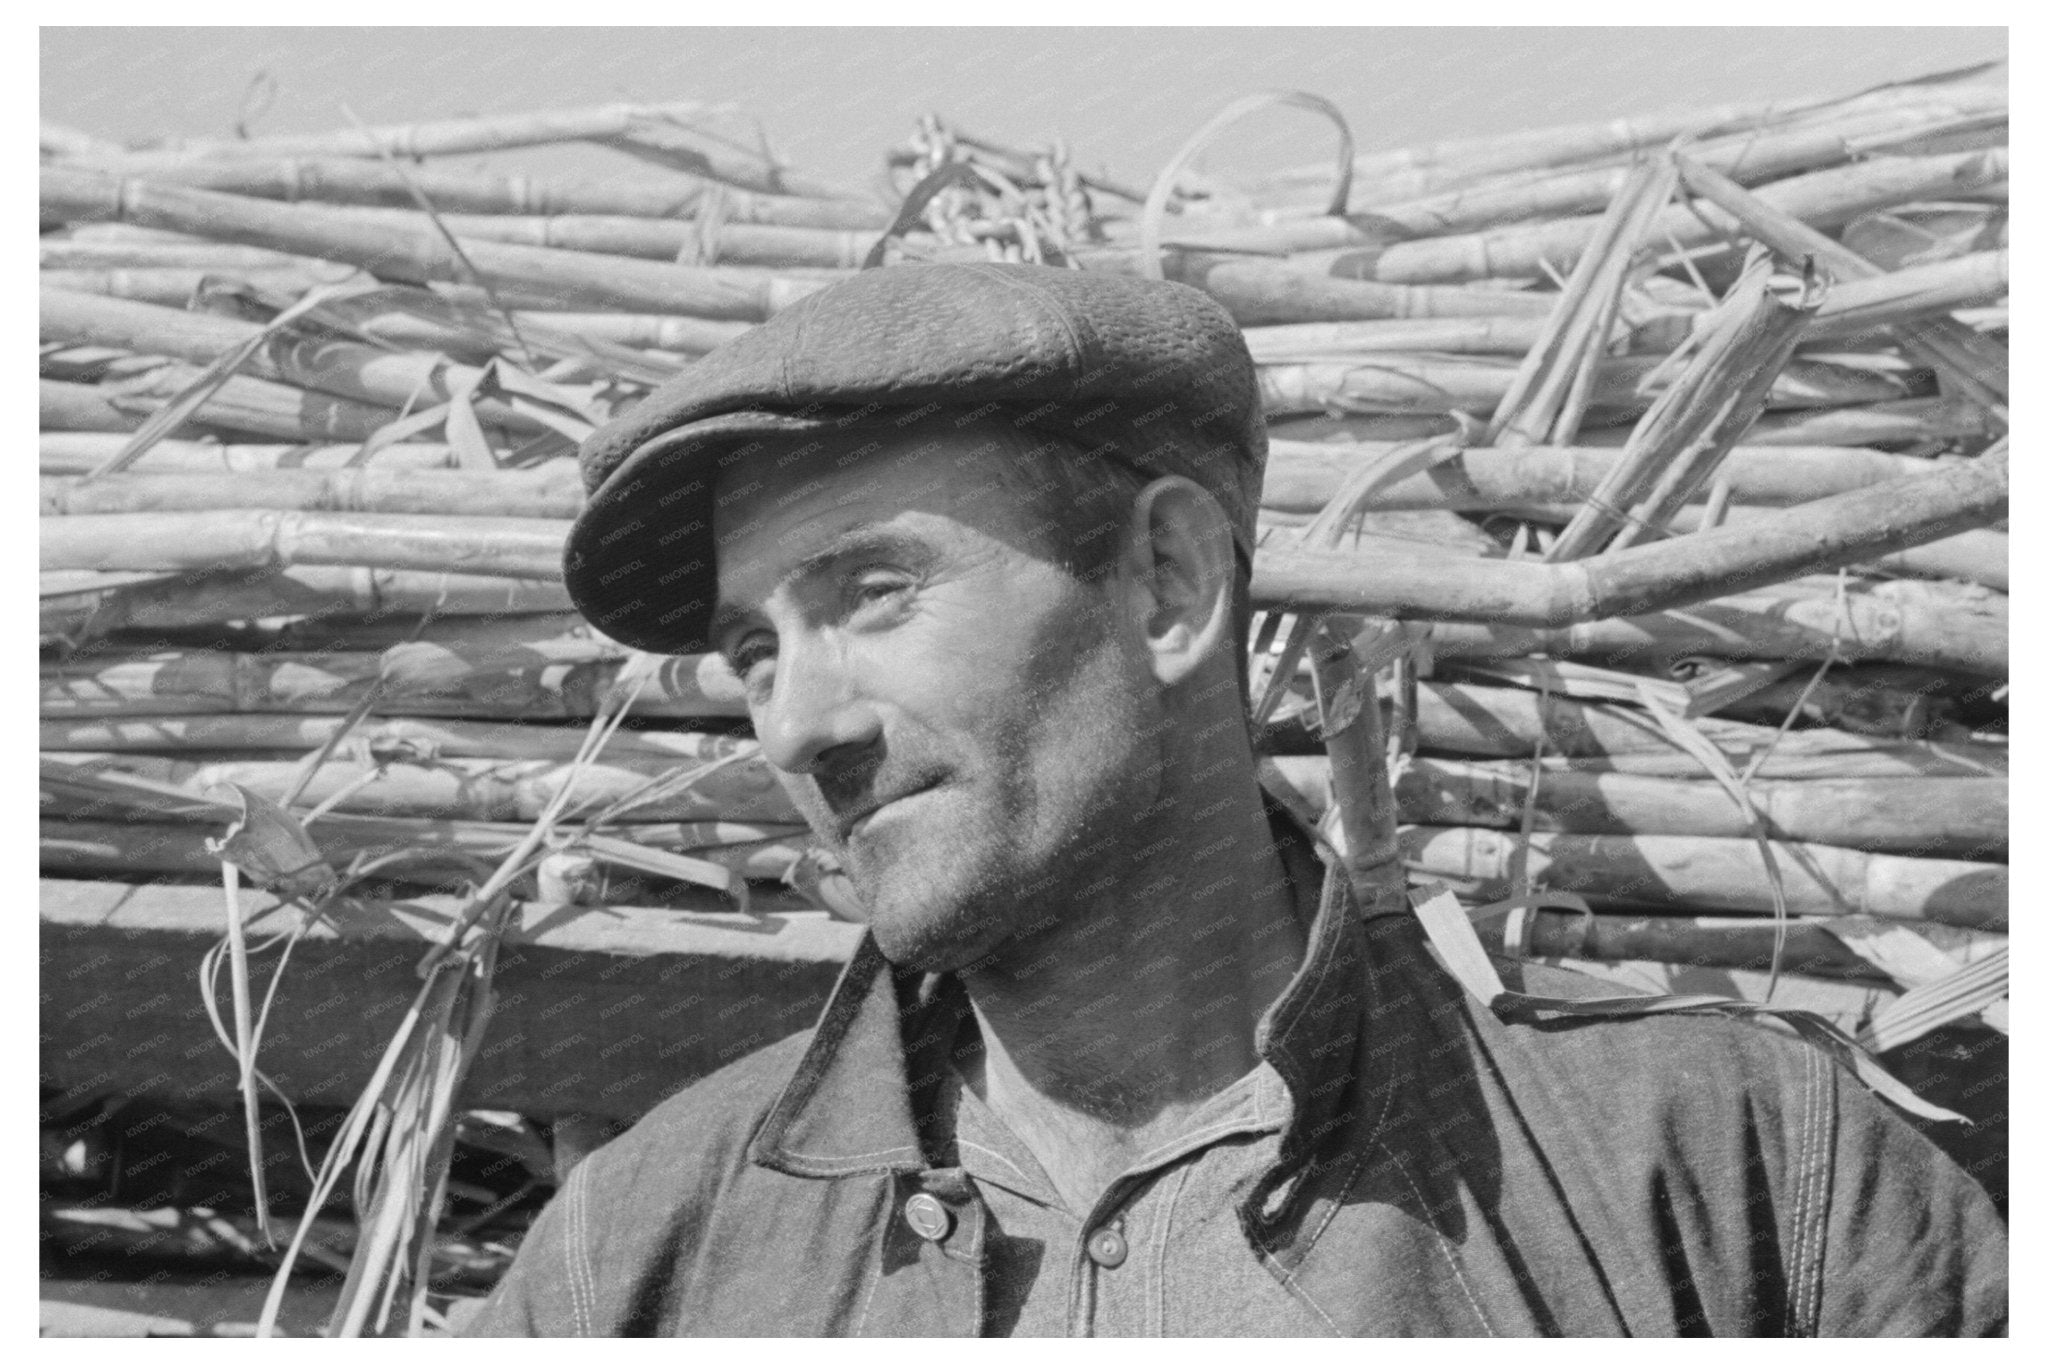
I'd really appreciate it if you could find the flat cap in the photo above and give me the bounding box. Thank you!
[563,261,1266,655]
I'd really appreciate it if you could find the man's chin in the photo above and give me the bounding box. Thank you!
[861,900,997,975]
[854,872,1029,976]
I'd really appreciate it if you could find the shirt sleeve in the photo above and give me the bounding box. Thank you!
[1812,1061,2007,1336]
[458,1160,595,1337]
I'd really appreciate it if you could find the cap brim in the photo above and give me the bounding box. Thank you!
[563,409,834,655]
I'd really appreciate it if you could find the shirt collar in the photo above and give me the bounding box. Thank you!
[748,801,1417,1180]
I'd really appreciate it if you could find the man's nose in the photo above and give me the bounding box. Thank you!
[750,634,882,775]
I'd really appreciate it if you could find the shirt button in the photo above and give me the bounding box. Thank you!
[1086,1225,1128,1268]
[903,1192,952,1241]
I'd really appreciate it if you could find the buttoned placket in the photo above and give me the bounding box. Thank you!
[953,1042,1297,1336]
[1060,1172,1185,1338]
[877,1164,989,1336]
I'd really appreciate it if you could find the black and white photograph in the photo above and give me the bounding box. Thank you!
[37,21,2011,1338]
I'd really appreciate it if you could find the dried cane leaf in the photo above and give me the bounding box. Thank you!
[81,284,346,482]
[441,366,494,471]
[1820,918,1974,989]
[1140,91,1354,282]
[1409,888,1962,1124]
[1858,948,2008,1052]
[205,783,337,901]
[575,832,752,915]
[1635,685,1792,996]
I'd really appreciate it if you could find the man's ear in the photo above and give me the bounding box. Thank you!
[1122,475,1236,689]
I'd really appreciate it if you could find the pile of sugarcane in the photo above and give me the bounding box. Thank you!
[39,71,2008,1330]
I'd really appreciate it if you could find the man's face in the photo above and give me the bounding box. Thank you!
[707,421,1162,974]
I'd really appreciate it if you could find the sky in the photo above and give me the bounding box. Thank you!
[41,27,2008,199]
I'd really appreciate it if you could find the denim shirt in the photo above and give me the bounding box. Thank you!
[466,857,2006,1337]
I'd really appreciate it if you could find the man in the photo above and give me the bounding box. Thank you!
[467,263,2005,1336]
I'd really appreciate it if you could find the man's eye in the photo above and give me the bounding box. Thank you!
[849,576,912,611]
[727,635,775,676]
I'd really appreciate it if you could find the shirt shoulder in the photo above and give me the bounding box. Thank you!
[1401,925,2005,1334]
[462,1027,816,1337]
[581,1024,817,1200]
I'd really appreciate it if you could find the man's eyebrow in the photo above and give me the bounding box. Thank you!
[709,523,933,644]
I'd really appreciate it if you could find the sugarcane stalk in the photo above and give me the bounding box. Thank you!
[104,363,404,445]
[1672,152,2008,408]
[37,713,739,762]
[361,311,749,357]
[40,264,580,315]
[40,239,345,272]
[36,499,1998,675]
[1264,413,1481,445]
[41,649,743,720]
[38,265,368,308]
[1261,440,1954,514]
[1460,762,2005,856]
[1258,90,1895,199]
[595,119,862,202]
[1254,448,2006,625]
[40,510,569,579]
[66,155,892,226]
[46,365,400,442]
[515,311,748,355]
[94,101,853,199]
[1805,249,2008,338]
[41,290,547,434]
[1670,395,1996,449]
[41,379,149,433]
[53,620,1994,769]
[41,467,583,518]
[45,751,798,825]
[1267,754,2005,856]
[1649,509,2006,591]
[1423,575,2006,677]
[39,434,463,476]
[1513,745,2000,781]
[1348,90,2005,240]
[1241,316,1550,360]
[47,464,2001,656]
[1489,158,1678,448]
[1506,504,2008,591]
[39,567,576,637]
[1549,250,1820,559]
[42,817,806,888]
[1470,910,2001,984]
[300,205,879,269]
[1719,665,1972,739]
[1256,353,1902,420]
[1399,826,2004,929]
[1304,621,1404,905]
[43,170,828,321]
[1384,682,2001,772]
[41,118,129,159]
[50,702,1987,778]
[1366,147,2007,284]
[1074,249,1554,324]
[46,661,1992,780]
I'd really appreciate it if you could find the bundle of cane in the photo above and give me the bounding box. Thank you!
[37,71,2009,1331]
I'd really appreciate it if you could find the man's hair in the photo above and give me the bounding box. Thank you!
[983,426,1257,707]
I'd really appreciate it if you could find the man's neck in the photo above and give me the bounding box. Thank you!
[954,768,1311,1214]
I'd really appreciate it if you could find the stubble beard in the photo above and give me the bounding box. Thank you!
[863,750,1148,976]
[795,660,1156,976]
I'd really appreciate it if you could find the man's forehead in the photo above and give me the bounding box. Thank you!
[712,418,1032,526]
[706,419,1040,613]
